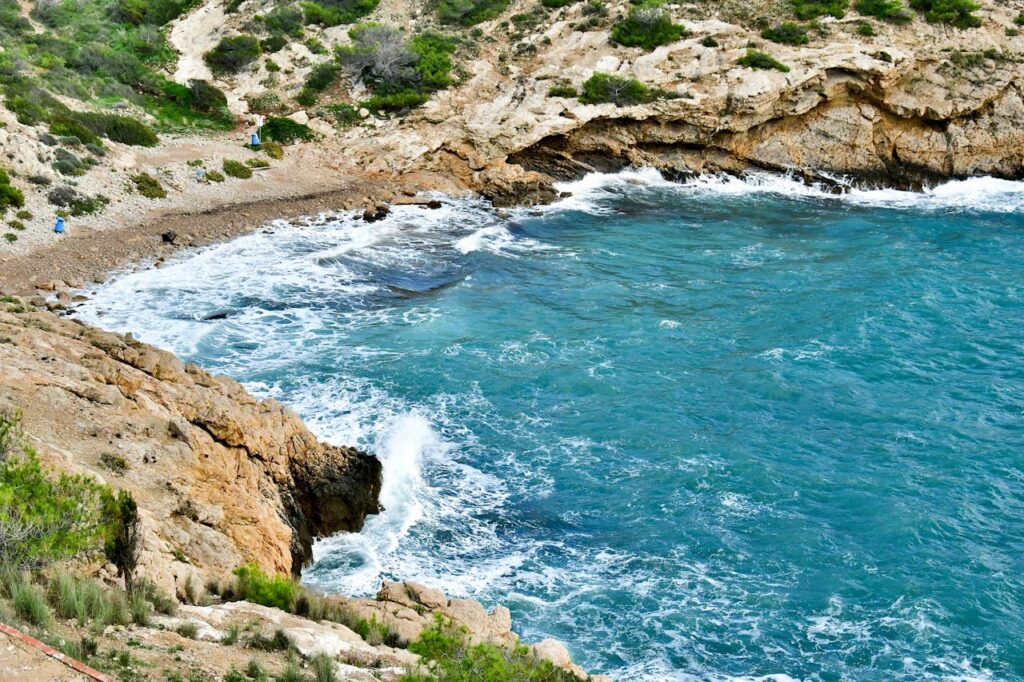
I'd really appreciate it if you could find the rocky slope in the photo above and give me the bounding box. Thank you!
[0,295,381,593]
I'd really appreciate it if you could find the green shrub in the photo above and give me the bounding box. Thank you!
[0,170,24,215]
[541,0,578,6]
[103,490,142,595]
[188,80,229,113]
[175,622,199,639]
[132,173,167,199]
[856,19,876,34]
[909,0,980,27]
[338,26,457,111]
[261,34,288,53]
[701,35,719,47]
[8,220,24,231]
[296,88,319,107]
[112,0,202,26]
[75,113,159,147]
[323,103,361,127]
[548,83,578,97]
[129,591,151,625]
[401,616,579,682]
[761,22,809,44]
[265,6,305,36]
[579,72,675,105]
[611,1,686,49]
[791,0,848,19]
[49,116,101,145]
[15,210,32,220]
[305,37,328,54]
[246,157,271,168]
[437,0,509,26]
[232,563,296,611]
[222,159,253,179]
[3,233,16,243]
[139,578,177,615]
[100,451,129,473]
[0,411,111,569]
[248,627,293,651]
[205,169,226,183]
[737,48,791,72]
[262,117,315,144]
[302,0,379,27]
[856,0,912,22]
[306,62,341,92]
[204,35,262,74]
[1016,13,1024,26]
[259,141,285,159]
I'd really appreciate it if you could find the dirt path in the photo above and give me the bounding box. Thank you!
[168,0,223,86]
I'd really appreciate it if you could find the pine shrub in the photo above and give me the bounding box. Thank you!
[611,1,687,49]
[222,159,253,179]
[737,48,791,72]
[204,35,262,74]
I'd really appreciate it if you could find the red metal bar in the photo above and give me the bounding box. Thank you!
[0,621,115,682]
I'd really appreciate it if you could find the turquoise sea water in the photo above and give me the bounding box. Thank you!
[79,171,1024,681]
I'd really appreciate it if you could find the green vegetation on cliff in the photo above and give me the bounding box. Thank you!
[579,72,676,105]
[401,615,580,682]
[338,24,458,111]
[611,1,687,49]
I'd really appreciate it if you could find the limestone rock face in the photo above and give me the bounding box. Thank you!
[0,299,382,591]
[328,1,1024,197]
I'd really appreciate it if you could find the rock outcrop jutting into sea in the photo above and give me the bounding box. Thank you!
[0,297,381,593]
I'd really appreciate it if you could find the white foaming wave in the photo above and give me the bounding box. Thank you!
[547,168,1024,215]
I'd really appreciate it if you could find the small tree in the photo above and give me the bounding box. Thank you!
[611,1,687,50]
[0,411,110,569]
[104,490,143,595]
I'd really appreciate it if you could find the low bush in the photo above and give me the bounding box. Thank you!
[0,411,111,569]
[323,103,361,127]
[75,113,159,147]
[249,626,294,651]
[0,169,24,215]
[548,83,578,97]
[111,0,202,26]
[204,35,262,74]
[175,622,199,639]
[131,173,167,199]
[400,616,579,682]
[611,1,687,49]
[232,563,296,610]
[791,0,848,19]
[259,140,285,159]
[856,0,912,22]
[311,653,336,682]
[15,210,32,220]
[205,169,226,182]
[246,157,271,168]
[264,6,305,36]
[11,579,51,627]
[45,570,132,628]
[302,0,379,27]
[437,0,509,26]
[262,116,315,143]
[701,35,719,47]
[100,452,129,473]
[856,19,876,34]
[737,48,791,72]
[305,62,341,92]
[8,220,24,231]
[761,22,809,45]
[338,25,457,111]
[222,159,253,179]
[909,0,980,28]
[578,72,676,105]
[49,116,101,145]
[187,80,229,114]
[261,33,288,53]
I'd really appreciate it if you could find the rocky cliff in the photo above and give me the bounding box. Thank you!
[330,0,1024,200]
[0,295,381,596]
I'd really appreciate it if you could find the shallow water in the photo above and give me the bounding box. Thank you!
[78,171,1024,681]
